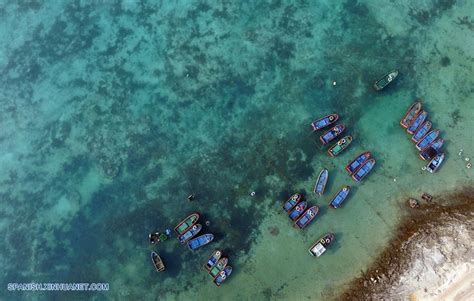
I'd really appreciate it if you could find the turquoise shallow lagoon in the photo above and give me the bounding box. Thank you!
[0,1,473,300]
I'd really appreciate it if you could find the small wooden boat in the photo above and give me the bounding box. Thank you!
[283,193,301,213]
[308,233,335,257]
[214,266,233,287]
[426,153,445,173]
[345,152,371,175]
[352,158,376,182]
[314,168,328,196]
[288,201,307,221]
[327,136,352,157]
[209,257,228,278]
[174,212,200,236]
[412,121,432,143]
[373,70,398,91]
[320,124,345,145]
[329,186,351,209]
[419,138,444,161]
[178,224,202,244]
[311,114,339,131]
[188,234,214,250]
[204,250,222,271]
[400,101,422,128]
[415,130,439,151]
[407,111,428,135]
[151,251,165,272]
[295,206,319,229]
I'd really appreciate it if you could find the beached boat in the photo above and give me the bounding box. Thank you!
[400,101,422,128]
[373,70,398,91]
[412,121,432,143]
[426,153,445,173]
[308,233,335,257]
[283,193,301,213]
[419,138,444,161]
[311,113,339,131]
[345,152,371,175]
[329,186,351,209]
[327,136,352,157]
[209,257,228,278]
[188,234,214,250]
[415,130,439,151]
[151,251,165,272]
[174,212,200,236]
[204,250,222,271]
[214,266,233,287]
[314,168,328,196]
[352,158,376,182]
[178,224,202,244]
[407,111,428,135]
[295,206,319,229]
[320,124,345,145]
[288,201,307,221]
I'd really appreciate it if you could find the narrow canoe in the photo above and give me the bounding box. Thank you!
[288,201,307,221]
[407,111,428,135]
[151,251,165,272]
[345,152,371,175]
[320,124,345,145]
[174,212,200,236]
[178,224,202,244]
[400,101,422,128]
[209,257,228,278]
[214,266,233,287]
[426,153,445,173]
[308,233,335,257]
[327,136,352,157]
[314,168,329,196]
[415,130,439,151]
[329,186,351,209]
[419,138,444,161]
[188,234,214,251]
[311,114,339,131]
[374,70,398,91]
[352,158,376,182]
[283,193,301,213]
[204,250,222,271]
[412,121,432,143]
[295,206,319,229]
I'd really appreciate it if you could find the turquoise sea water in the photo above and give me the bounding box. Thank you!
[0,1,473,300]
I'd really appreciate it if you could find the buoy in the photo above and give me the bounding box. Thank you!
[465,157,470,162]
[467,163,472,169]
[332,81,337,86]
[250,191,256,196]
[393,178,397,182]
[421,166,427,171]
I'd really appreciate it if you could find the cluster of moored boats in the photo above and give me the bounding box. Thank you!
[400,101,445,173]
[205,250,233,287]
[311,114,352,157]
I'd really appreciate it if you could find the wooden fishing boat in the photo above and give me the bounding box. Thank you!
[311,113,339,131]
[327,136,352,157]
[151,251,165,272]
[412,121,432,143]
[178,224,202,244]
[204,250,222,271]
[283,193,301,213]
[188,234,214,251]
[314,168,328,196]
[345,152,371,175]
[209,257,228,278]
[308,233,335,257]
[407,111,428,135]
[419,138,444,161]
[352,158,376,182]
[373,70,398,91]
[214,266,233,287]
[288,201,307,221]
[400,101,422,128]
[174,212,200,236]
[415,130,439,151]
[320,124,345,145]
[426,153,445,173]
[329,186,351,209]
[294,206,319,229]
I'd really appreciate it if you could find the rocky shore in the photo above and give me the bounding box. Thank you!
[341,187,474,301]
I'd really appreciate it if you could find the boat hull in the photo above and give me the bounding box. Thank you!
[346,152,371,175]
[374,70,398,91]
[311,113,339,131]
[178,224,202,244]
[174,212,200,236]
[309,233,335,257]
[352,158,376,182]
[327,136,352,157]
[209,257,228,278]
[314,168,329,196]
[407,111,427,135]
[419,138,444,161]
[151,251,165,272]
[320,124,345,145]
[427,153,445,173]
[204,250,222,271]
[412,121,432,143]
[288,201,307,221]
[400,101,422,128]
[415,130,439,151]
[283,193,301,213]
[188,234,214,250]
[329,186,351,209]
[294,206,319,229]
[214,266,233,287]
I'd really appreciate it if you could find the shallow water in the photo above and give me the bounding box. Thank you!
[0,0,473,300]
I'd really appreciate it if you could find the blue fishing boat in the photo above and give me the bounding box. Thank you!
[311,113,339,131]
[329,186,351,209]
[419,138,444,161]
[407,111,427,134]
[320,124,345,145]
[426,153,445,173]
[400,101,422,128]
[345,151,371,175]
[288,201,307,221]
[352,158,376,182]
[412,121,432,143]
[314,168,328,196]
[188,234,214,250]
[416,130,439,151]
[283,193,301,213]
[294,206,319,229]
[178,224,202,244]
[214,266,233,287]
[204,250,222,271]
